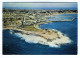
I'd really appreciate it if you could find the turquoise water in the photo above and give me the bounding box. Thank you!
[3,7,77,10]
[3,14,77,55]
[47,14,77,21]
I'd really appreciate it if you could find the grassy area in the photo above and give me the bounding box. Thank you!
[23,25,43,32]
[22,24,55,35]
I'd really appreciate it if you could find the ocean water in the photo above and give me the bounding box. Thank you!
[47,14,77,21]
[3,14,77,55]
[3,7,77,10]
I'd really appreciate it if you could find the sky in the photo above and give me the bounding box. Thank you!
[3,2,77,9]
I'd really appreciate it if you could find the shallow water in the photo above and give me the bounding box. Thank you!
[47,14,77,21]
[3,14,77,55]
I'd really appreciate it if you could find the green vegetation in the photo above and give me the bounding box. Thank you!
[3,9,77,27]
[3,9,77,40]
[3,22,9,26]
[23,25,43,32]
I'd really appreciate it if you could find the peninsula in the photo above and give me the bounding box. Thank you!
[3,9,77,41]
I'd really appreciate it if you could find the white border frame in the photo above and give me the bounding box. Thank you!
[0,0,80,58]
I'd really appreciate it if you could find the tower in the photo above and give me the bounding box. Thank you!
[21,17,26,26]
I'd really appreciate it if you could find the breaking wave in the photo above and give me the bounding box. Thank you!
[10,29,72,48]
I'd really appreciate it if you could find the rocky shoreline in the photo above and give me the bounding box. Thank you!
[3,24,69,41]
[3,27,72,47]
[3,18,73,47]
[3,26,59,40]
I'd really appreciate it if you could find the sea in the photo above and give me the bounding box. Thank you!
[3,7,77,10]
[3,8,77,55]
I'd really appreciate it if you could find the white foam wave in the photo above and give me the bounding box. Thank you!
[13,30,72,48]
